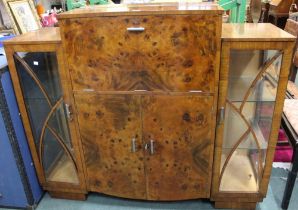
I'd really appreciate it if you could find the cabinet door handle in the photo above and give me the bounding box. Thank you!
[127,27,145,32]
[218,106,225,125]
[150,139,154,155]
[131,137,137,153]
[65,103,73,121]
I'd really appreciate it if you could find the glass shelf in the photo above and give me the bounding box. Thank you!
[222,121,269,150]
[222,101,273,150]
[228,76,277,103]
[220,149,259,192]
[46,153,79,184]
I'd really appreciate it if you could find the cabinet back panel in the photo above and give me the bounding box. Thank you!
[61,15,219,92]
[75,94,146,199]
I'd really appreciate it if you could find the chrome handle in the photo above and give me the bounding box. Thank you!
[65,103,73,121]
[150,139,154,155]
[127,27,145,32]
[131,137,137,153]
[218,107,225,125]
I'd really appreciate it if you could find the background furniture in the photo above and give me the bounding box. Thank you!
[3,3,296,209]
[280,82,298,209]
[90,0,109,4]
[284,18,298,82]
[0,45,43,209]
[259,0,292,28]
[66,0,86,10]
[219,0,247,23]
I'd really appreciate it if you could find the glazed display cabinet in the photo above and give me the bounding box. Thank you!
[3,3,296,209]
[4,28,87,199]
[212,24,295,209]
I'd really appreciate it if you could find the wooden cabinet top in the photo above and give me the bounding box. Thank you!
[4,23,296,46]
[3,27,61,45]
[57,2,223,19]
[222,23,295,41]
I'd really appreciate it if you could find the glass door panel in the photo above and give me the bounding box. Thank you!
[48,103,73,152]
[43,127,78,183]
[14,52,79,184]
[220,49,282,192]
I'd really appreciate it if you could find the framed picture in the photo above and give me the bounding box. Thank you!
[3,0,41,34]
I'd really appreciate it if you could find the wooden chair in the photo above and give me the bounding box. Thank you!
[276,17,298,210]
[281,81,298,209]
[259,0,292,28]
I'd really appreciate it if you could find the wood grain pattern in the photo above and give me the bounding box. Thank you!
[142,95,214,200]
[214,201,257,209]
[75,94,146,199]
[61,15,219,92]
[48,191,86,200]
[3,28,61,45]
[5,9,294,206]
[57,2,223,19]
[260,42,294,196]
[222,23,295,41]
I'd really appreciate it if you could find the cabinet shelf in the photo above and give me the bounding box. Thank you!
[47,154,79,184]
[228,76,277,103]
[220,149,258,192]
[222,121,269,150]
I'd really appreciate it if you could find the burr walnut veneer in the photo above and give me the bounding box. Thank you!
[3,3,296,209]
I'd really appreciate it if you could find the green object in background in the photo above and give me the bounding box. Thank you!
[66,0,87,10]
[90,0,109,5]
[219,0,246,23]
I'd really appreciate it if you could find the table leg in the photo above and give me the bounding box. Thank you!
[282,147,298,209]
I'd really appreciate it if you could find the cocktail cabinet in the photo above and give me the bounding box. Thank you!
[4,3,295,209]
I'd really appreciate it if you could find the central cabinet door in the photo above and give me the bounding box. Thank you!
[75,94,214,200]
[75,94,146,199]
[142,95,214,200]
